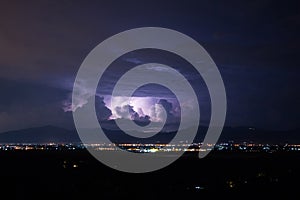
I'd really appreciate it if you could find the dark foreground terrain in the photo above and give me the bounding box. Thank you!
[1,150,300,199]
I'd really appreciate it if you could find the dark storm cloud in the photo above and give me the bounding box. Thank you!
[158,99,173,117]
[95,96,112,121]
[157,99,180,124]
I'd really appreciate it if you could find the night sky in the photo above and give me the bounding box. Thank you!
[0,0,299,134]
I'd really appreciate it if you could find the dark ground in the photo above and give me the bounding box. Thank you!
[1,150,300,199]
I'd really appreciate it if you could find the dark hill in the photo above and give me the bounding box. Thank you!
[0,125,80,144]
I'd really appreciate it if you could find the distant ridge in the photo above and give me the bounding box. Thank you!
[0,125,299,144]
[217,127,300,144]
[0,125,80,144]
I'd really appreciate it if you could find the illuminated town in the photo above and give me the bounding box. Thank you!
[1,142,300,153]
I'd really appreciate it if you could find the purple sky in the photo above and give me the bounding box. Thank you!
[0,0,299,133]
